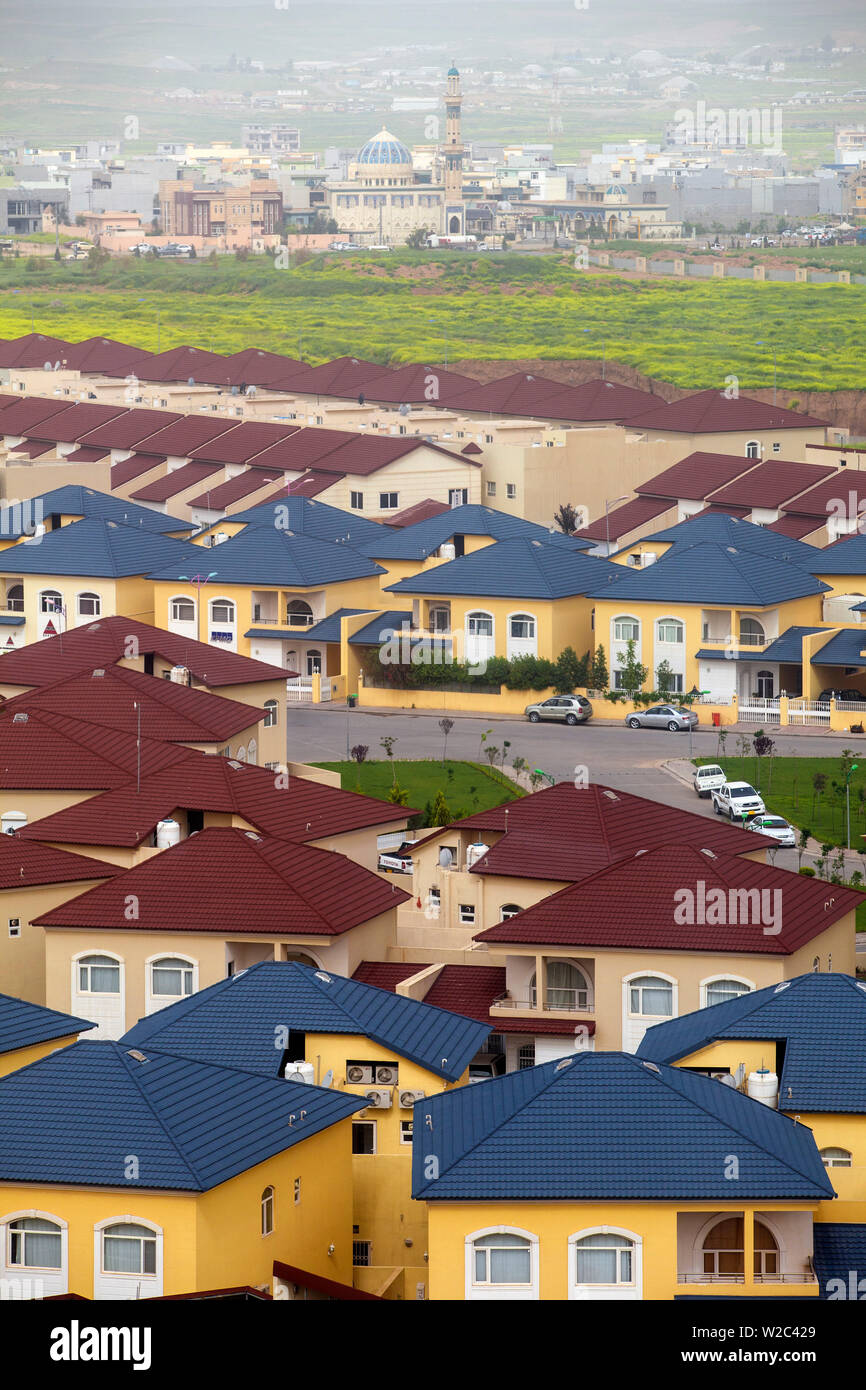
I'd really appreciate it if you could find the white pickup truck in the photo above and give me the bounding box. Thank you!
[711,781,766,822]
[693,764,726,798]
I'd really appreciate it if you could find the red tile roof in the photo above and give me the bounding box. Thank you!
[707,459,839,510]
[188,469,282,509]
[445,371,574,415]
[351,962,422,990]
[575,494,671,543]
[283,357,391,398]
[780,472,866,519]
[60,337,152,374]
[284,470,341,498]
[318,434,475,477]
[349,962,588,1035]
[636,452,761,500]
[527,378,654,423]
[131,460,223,503]
[475,844,860,954]
[33,827,411,936]
[22,402,130,444]
[221,349,307,388]
[387,498,450,527]
[0,835,119,890]
[0,705,190,791]
[437,781,768,883]
[80,409,183,449]
[766,514,824,539]
[103,345,230,385]
[359,363,481,406]
[189,421,300,466]
[0,615,286,690]
[129,416,243,459]
[110,453,167,487]
[625,389,829,434]
[7,440,54,459]
[0,335,73,368]
[0,399,75,434]
[64,446,111,464]
[248,427,361,472]
[20,750,413,848]
[3,664,261,744]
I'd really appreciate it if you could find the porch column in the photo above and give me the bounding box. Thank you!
[535,954,544,1012]
[744,1211,755,1287]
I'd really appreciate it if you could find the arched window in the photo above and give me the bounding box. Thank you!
[210,598,235,625]
[263,700,278,728]
[471,1232,533,1288]
[702,1217,778,1278]
[247,738,257,765]
[500,904,521,921]
[1,810,27,836]
[466,611,494,636]
[572,1231,637,1287]
[739,617,765,646]
[306,650,322,676]
[745,440,761,459]
[8,1217,62,1269]
[235,745,247,763]
[78,954,121,994]
[820,1147,853,1168]
[100,1222,157,1275]
[39,589,62,614]
[150,957,195,999]
[530,961,591,1011]
[656,617,684,644]
[702,977,754,1008]
[261,1186,275,1236]
[507,612,537,659]
[285,650,299,673]
[77,592,101,618]
[170,597,195,624]
[429,605,450,634]
[628,975,673,1017]
[286,599,313,628]
[756,669,774,698]
[6,584,23,613]
[613,615,639,642]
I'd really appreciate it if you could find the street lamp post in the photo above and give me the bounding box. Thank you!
[755,340,777,407]
[604,494,629,556]
[178,571,218,645]
[846,763,859,850]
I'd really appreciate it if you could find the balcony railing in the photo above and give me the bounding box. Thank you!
[701,633,772,649]
[678,1272,816,1285]
[493,991,594,1014]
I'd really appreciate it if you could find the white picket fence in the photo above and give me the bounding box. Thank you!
[738,697,780,725]
[286,677,313,703]
[787,699,830,727]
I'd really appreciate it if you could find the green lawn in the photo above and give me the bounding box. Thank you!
[1,252,863,391]
[314,758,523,821]
[696,754,866,856]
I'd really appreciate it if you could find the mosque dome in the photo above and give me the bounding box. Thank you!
[356,128,413,170]
[448,64,459,77]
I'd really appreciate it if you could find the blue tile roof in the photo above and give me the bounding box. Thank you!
[813,1225,866,1298]
[636,973,866,1113]
[588,542,830,606]
[386,537,620,599]
[0,519,201,578]
[360,504,592,561]
[411,1051,833,1201]
[0,992,93,1056]
[302,608,371,642]
[639,513,820,568]
[810,532,866,575]
[694,626,824,665]
[0,1039,363,1190]
[809,629,866,668]
[0,486,193,537]
[122,961,490,1083]
[148,523,385,587]
[348,610,414,646]
[0,615,25,625]
[229,495,391,546]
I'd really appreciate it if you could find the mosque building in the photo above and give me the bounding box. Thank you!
[327,65,466,243]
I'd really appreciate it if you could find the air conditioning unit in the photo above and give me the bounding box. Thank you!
[374,1064,398,1085]
[363,1088,392,1109]
[346,1064,374,1085]
[399,1089,425,1109]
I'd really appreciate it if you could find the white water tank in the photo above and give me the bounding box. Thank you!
[284,1061,315,1084]
[169,665,190,685]
[747,1068,778,1109]
[466,840,489,868]
[156,817,181,850]
[439,543,456,560]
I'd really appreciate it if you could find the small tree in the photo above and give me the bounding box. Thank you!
[350,744,369,763]
[430,789,452,826]
[438,717,454,763]
[656,660,675,696]
[406,227,432,248]
[512,755,528,784]
[380,735,397,784]
[812,772,827,819]
[554,646,583,694]
[553,503,580,534]
[797,826,811,872]
[716,727,728,766]
[615,639,648,701]
[485,745,500,766]
[387,781,409,807]
[590,645,608,693]
[752,730,775,788]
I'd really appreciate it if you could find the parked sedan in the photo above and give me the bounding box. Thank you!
[625,704,698,732]
[747,815,797,848]
[525,694,592,726]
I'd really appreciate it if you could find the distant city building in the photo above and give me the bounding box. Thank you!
[158,177,283,246]
[242,124,301,155]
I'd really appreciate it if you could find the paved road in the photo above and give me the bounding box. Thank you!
[291,706,866,954]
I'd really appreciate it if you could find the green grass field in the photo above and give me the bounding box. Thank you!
[1,251,863,391]
[314,758,522,820]
[696,754,866,855]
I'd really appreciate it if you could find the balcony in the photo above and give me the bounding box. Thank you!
[701,632,771,650]
[491,990,594,1017]
[677,1272,816,1286]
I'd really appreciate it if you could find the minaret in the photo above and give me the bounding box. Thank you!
[443,63,465,233]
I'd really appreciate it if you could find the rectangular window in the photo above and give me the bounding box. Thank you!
[506,483,516,499]
[353,1240,372,1267]
[379,492,399,510]
[352,1121,377,1155]
[449,488,468,507]
[8,919,20,938]
[614,619,639,642]
[400,1120,414,1145]
[486,481,496,497]
[293,1178,301,1205]
[350,491,363,509]
[459,903,476,925]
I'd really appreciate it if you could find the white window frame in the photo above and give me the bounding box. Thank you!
[820,1148,853,1168]
[77,591,101,618]
[209,597,236,626]
[568,1226,643,1301]
[465,1226,539,1301]
[147,953,197,1007]
[93,1216,162,1298]
[379,492,399,510]
[39,589,63,615]
[400,1120,414,1146]
[352,1120,377,1155]
[626,972,676,1019]
[458,903,476,925]
[700,975,755,1009]
[76,952,123,996]
[1,1209,68,1298]
[262,1186,275,1236]
[745,440,761,459]
[263,700,278,728]
[656,617,684,645]
[170,595,196,624]
[613,615,640,643]
[350,491,363,509]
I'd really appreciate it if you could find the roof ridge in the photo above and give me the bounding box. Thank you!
[115,1043,207,1187]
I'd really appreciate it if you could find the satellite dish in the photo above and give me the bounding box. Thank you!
[246,385,257,397]
[322,1069,334,1088]
[718,1073,738,1088]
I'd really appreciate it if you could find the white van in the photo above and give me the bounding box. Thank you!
[693,764,726,798]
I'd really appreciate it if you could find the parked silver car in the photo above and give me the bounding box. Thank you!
[625,704,699,732]
[525,694,592,726]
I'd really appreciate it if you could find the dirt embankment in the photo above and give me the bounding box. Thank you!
[449,357,866,436]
